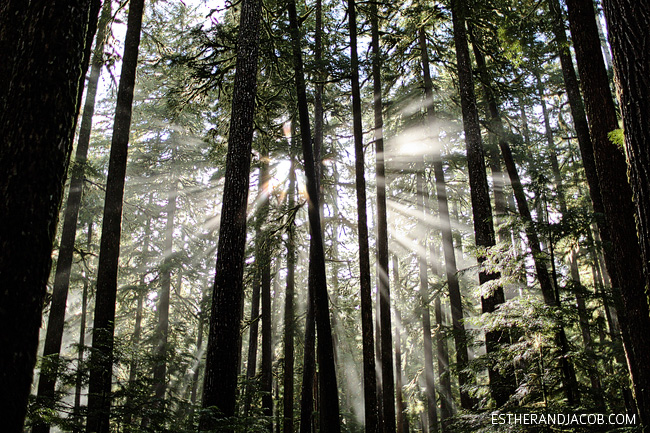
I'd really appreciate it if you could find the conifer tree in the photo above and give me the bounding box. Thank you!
[287,0,341,429]
[200,0,263,424]
[86,1,146,431]
[348,0,380,430]
[0,1,99,431]
[564,0,650,423]
[32,3,112,432]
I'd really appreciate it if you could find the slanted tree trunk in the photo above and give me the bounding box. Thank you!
[547,0,605,225]
[602,5,650,405]
[287,0,341,430]
[0,2,100,430]
[199,0,262,426]
[348,0,380,430]
[370,3,396,432]
[565,0,650,423]
[33,4,112,431]
[450,0,511,407]
[86,1,145,431]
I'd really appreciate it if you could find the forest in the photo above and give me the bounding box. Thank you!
[0,0,649,432]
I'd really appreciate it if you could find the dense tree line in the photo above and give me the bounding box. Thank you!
[1,0,649,432]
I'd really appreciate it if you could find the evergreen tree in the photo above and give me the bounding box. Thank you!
[0,2,100,431]
[86,1,146,431]
[201,0,263,425]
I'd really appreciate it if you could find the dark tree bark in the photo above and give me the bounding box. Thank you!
[450,0,510,408]
[370,4,396,432]
[283,157,297,433]
[287,0,341,430]
[86,1,146,431]
[200,0,262,424]
[565,0,650,424]
[33,3,112,430]
[348,0,380,431]
[298,0,324,426]
[602,0,650,369]
[0,1,99,430]
[314,0,324,191]
[547,0,605,220]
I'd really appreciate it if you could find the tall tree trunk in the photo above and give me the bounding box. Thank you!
[33,4,112,431]
[370,4,396,432]
[86,1,145,431]
[283,157,297,433]
[260,149,274,427]
[298,0,324,424]
[602,3,650,390]
[348,0,380,431]
[0,2,100,430]
[200,0,262,425]
[547,0,605,223]
[314,0,324,192]
[564,0,650,423]
[450,0,508,408]
[418,27,465,419]
[287,0,341,430]
[244,208,262,415]
[416,168,439,433]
